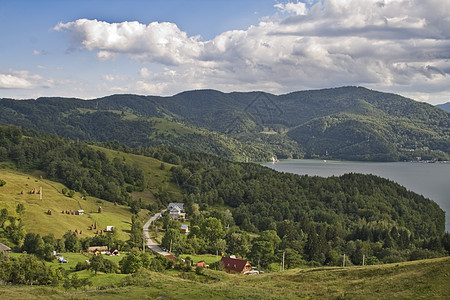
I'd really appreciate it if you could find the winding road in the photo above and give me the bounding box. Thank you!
[143,209,170,256]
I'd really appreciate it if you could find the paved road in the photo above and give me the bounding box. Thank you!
[143,209,170,256]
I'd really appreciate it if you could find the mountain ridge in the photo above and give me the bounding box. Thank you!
[1,86,448,161]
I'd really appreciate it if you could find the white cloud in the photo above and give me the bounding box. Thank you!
[102,74,126,81]
[0,70,54,89]
[274,2,308,15]
[54,0,450,99]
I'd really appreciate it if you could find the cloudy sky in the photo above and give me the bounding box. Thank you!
[1,0,449,104]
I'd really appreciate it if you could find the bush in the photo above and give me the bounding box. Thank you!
[0,179,6,187]
[209,261,223,271]
[75,261,89,271]
[195,265,205,275]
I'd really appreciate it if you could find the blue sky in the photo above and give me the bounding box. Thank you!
[1,0,449,104]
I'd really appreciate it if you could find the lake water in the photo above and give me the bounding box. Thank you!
[262,159,450,232]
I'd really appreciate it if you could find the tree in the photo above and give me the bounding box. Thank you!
[89,254,118,275]
[250,240,274,268]
[22,233,44,255]
[63,231,81,252]
[119,250,152,274]
[0,208,8,228]
[226,232,249,257]
[128,215,143,249]
[199,217,224,252]
[283,248,305,269]
[67,190,75,198]
[161,228,186,253]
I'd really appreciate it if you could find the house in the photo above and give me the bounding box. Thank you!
[106,226,115,232]
[75,210,84,215]
[221,257,252,274]
[180,224,189,234]
[109,247,119,256]
[0,243,11,253]
[167,203,186,221]
[87,246,108,255]
[165,254,176,263]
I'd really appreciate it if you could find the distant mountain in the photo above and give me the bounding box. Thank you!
[436,102,450,112]
[1,86,449,161]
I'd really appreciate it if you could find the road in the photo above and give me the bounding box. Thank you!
[143,209,170,256]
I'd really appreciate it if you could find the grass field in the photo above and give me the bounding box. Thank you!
[179,254,221,265]
[0,256,448,299]
[0,169,135,240]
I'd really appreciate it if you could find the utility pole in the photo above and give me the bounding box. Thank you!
[282,251,285,272]
[343,253,346,267]
[170,239,172,253]
[362,254,365,266]
[40,187,42,200]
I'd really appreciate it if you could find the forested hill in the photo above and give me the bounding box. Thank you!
[1,87,448,161]
[0,125,447,266]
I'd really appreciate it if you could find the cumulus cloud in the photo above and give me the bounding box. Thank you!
[0,70,53,89]
[274,2,308,15]
[54,0,450,97]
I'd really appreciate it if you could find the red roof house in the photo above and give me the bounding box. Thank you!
[221,257,252,274]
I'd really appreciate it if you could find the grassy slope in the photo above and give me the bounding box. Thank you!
[0,145,182,242]
[0,256,448,299]
[0,168,133,240]
[90,145,182,204]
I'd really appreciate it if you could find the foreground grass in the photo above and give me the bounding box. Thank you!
[0,256,449,299]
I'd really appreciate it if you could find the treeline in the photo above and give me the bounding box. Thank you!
[0,125,144,204]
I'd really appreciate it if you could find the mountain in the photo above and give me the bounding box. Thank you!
[436,102,450,112]
[1,86,448,161]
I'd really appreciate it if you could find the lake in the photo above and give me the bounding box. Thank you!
[262,159,450,233]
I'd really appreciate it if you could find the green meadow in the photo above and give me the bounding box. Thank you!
[0,256,448,299]
[0,168,136,240]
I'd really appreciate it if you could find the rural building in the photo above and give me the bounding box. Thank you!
[0,243,11,253]
[165,254,176,263]
[106,225,115,232]
[167,203,186,221]
[75,210,84,215]
[221,257,252,274]
[109,247,119,256]
[87,246,108,255]
[180,224,189,234]
[196,261,208,268]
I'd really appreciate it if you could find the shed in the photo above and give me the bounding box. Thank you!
[0,243,11,253]
[180,224,189,234]
[75,210,84,215]
[87,246,108,254]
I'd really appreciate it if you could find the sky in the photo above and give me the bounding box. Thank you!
[0,0,449,104]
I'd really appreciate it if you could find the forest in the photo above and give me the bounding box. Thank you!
[1,124,449,274]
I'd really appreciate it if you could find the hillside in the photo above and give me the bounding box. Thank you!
[0,126,183,245]
[0,168,134,240]
[1,87,448,161]
[0,256,449,299]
